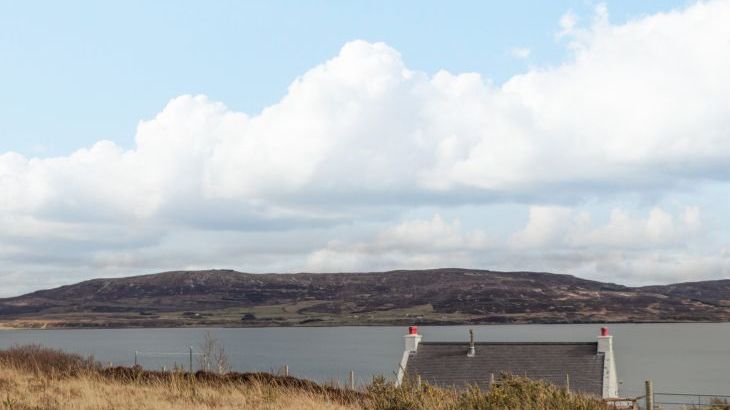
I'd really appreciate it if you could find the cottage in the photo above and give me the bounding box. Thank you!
[396,326,618,398]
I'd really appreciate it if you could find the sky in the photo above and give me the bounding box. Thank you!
[2,0,730,296]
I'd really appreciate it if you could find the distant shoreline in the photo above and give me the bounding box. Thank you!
[2,319,730,331]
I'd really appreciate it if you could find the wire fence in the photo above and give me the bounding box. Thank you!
[130,347,202,372]
[125,349,362,389]
[653,392,730,409]
[111,355,730,405]
[623,381,730,410]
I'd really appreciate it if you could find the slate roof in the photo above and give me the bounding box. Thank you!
[405,342,605,396]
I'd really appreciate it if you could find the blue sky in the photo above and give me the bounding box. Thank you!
[1,0,729,295]
[1,0,689,155]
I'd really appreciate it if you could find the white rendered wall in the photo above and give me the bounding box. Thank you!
[597,335,619,398]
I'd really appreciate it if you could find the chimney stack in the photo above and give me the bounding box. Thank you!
[597,327,612,353]
[396,326,421,386]
[597,327,618,398]
[404,326,422,352]
[467,329,476,357]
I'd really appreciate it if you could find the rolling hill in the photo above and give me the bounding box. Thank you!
[1,268,729,328]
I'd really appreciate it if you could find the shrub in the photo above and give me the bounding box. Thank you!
[365,375,457,410]
[365,374,609,410]
[0,344,99,376]
[455,374,609,410]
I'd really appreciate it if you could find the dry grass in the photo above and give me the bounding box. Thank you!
[0,345,361,410]
[0,366,356,410]
[0,345,612,410]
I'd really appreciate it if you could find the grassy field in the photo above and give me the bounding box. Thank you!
[0,303,483,328]
[0,345,618,410]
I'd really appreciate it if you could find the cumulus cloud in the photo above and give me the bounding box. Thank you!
[306,206,712,285]
[2,1,730,293]
[510,206,702,249]
[5,1,730,217]
[499,205,718,284]
[306,215,489,272]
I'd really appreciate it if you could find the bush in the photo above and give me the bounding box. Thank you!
[365,374,609,410]
[0,344,99,376]
[455,374,609,410]
[366,375,457,409]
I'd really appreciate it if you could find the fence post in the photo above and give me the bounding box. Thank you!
[349,370,355,390]
[189,346,193,374]
[489,373,495,387]
[645,380,653,410]
[134,350,138,367]
[565,373,570,393]
[284,364,289,377]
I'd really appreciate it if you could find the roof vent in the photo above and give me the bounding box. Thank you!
[467,329,476,357]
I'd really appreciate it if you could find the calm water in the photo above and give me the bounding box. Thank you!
[2,323,729,397]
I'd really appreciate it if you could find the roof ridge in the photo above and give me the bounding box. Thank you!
[418,341,598,345]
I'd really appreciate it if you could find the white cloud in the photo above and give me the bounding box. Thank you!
[557,10,578,39]
[306,206,711,285]
[306,215,489,272]
[510,47,531,59]
[376,215,489,250]
[510,206,702,250]
[3,1,730,292]
[509,206,579,248]
[6,1,730,217]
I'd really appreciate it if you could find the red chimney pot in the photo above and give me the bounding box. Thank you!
[408,326,418,335]
[601,327,609,336]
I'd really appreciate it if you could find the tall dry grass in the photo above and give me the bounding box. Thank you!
[0,345,360,410]
[0,365,356,410]
[0,345,612,410]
